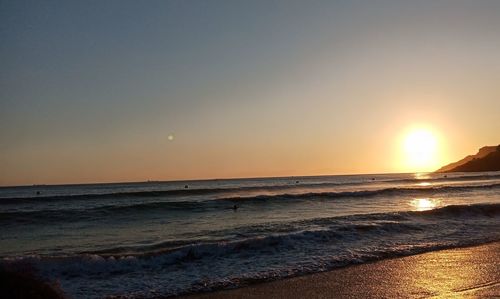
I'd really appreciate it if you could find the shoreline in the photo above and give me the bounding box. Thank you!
[178,241,500,299]
[1,241,498,298]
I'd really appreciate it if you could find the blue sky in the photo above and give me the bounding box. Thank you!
[1,0,499,185]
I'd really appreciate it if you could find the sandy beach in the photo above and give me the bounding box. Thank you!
[180,242,500,299]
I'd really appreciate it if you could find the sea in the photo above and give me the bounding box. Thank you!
[1,172,499,298]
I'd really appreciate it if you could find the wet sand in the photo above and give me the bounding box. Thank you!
[180,242,500,299]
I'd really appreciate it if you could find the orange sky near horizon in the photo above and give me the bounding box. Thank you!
[1,1,499,186]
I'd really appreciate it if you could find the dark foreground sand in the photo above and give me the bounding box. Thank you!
[0,267,65,299]
[180,242,500,299]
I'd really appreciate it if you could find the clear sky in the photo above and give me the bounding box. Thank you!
[1,0,499,186]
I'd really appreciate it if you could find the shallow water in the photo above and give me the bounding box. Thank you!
[1,172,499,298]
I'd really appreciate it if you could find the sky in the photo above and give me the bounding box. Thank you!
[1,0,499,186]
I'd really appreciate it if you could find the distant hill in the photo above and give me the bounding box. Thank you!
[436,145,498,172]
[436,145,500,173]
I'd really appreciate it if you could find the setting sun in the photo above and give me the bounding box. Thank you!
[403,129,439,172]
[2,2,500,298]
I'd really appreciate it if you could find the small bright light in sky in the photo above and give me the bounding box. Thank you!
[168,134,174,141]
[403,128,438,172]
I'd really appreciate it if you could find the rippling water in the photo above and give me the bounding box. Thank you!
[1,172,499,298]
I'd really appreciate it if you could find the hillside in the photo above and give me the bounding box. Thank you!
[436,145,500,173]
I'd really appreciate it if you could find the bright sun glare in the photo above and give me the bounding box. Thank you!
[403,129,438,172]
[410,198,438,211]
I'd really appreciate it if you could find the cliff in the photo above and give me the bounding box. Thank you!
[436,145,500,173]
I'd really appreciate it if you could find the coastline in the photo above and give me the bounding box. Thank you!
[1,241,498,298]
[178,241,500,299]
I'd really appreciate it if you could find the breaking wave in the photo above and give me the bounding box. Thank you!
[2,203,499,298]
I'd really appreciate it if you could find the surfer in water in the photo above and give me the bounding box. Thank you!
[232,204,238,211]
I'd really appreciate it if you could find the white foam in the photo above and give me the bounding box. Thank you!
[2,203,498,299]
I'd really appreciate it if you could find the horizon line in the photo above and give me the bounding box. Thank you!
[0,171,425,189]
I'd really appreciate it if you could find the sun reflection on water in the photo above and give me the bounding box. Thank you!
[414,173,431,180]
[410,198,440,211]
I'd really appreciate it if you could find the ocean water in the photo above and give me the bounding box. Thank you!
[1,172,499,298]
